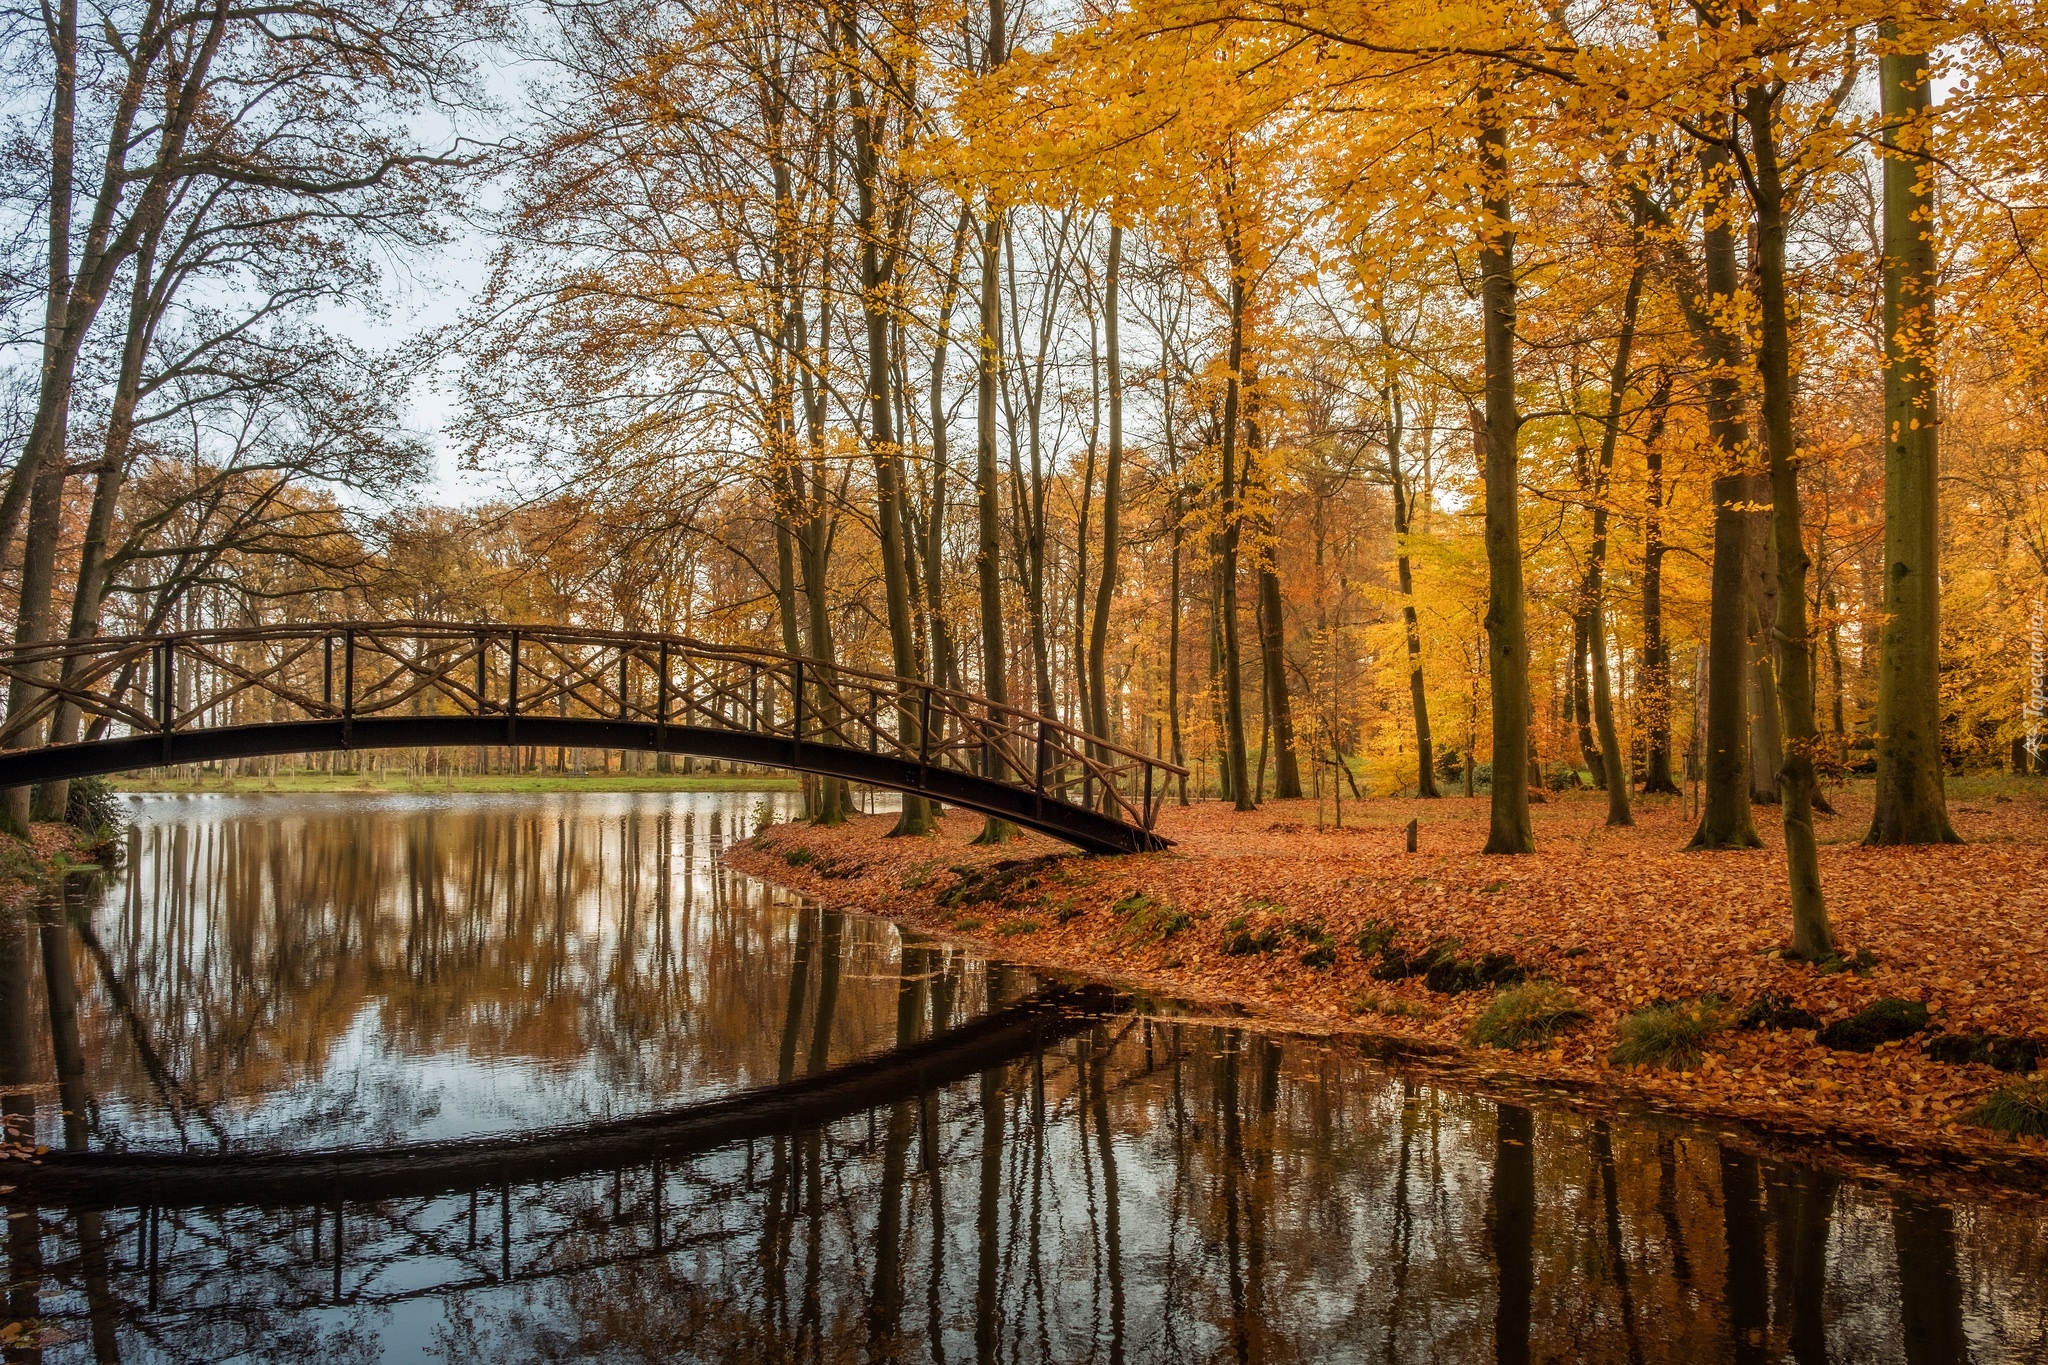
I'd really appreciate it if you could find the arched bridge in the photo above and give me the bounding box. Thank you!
[0,623,1182,853]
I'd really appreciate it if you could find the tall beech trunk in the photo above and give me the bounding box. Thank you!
[3,453,67,835]
[1477,100,1534,853]
[42,224,166,823]
[1640,374,1680,793]
[921,208,972,697]
[844,39,933,837]
[1086,224,1122,752]
[1573,616,1603,785]
[1165,361,1189,806]
[1748,526,1785,805]
[970,3,1012,846]
[1683,141,1764,851]
[1587,263,1642,826]
[972,197,1016,843]
[1868,39,1959,845]
[1248,413,1301,798]
[1387,382,1439,796]
[1745,85,1833,959]
[1216,231,1255,811]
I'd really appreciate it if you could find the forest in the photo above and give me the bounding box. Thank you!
[5,0,2048,1120]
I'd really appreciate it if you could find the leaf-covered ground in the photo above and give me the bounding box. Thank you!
[727,780,2048,1179]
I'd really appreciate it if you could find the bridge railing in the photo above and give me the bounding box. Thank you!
[0,623,1187,832]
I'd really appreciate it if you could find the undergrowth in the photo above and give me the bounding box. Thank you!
[1610,998,1734,1070]
[1965,1081,2048,1139]
[1467,983,1588,1051]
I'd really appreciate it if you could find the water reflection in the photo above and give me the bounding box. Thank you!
[0,791,2038,1363]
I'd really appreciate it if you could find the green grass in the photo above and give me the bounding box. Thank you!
[1114,893,1192,945]
[1467,983,1589,1051]
[1965,1080,2048,1138]
[1610,998,1735,1070]
[113,770,800,795]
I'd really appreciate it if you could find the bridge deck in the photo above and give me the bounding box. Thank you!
[0,624,1184,854]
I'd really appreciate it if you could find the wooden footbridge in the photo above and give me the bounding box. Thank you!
[0,623,1181,853]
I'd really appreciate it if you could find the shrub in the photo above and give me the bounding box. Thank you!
[1739,993,1821,1032]
[1467,983,1588,1051]
[1965,1081,2048,1139]
[66,776,124,840]
[1816,998,1930,1053]
[784,847,815,867]
[1611,998,1735,1070]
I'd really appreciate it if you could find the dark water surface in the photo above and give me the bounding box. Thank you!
[0,791,2042,1362]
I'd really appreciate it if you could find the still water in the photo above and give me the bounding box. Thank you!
[0,791,2042,1362]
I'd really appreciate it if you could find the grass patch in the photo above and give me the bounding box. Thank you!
[1113,893,1192,946]
[1467,983,1588,1051]
[1816,947,1880,976]
[1610,998,1735,1070]
[1351,919,1399,959]
[1965,1081,2048,1138]
[784,848,815,867]
[995,918,1040,937]
[1222,926,1281,956]
[950,916,985,933]
[1816,997,1930,1053]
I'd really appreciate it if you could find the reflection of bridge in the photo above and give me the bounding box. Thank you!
[0,623,1183,852]
[12,982,1119,1208]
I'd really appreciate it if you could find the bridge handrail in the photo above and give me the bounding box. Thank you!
[0,622,1186,833]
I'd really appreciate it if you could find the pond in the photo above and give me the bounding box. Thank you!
[0,790,2041,1362]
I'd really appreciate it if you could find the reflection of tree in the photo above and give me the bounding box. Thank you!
[1,799,2042,1359]
[64,793,929,1150]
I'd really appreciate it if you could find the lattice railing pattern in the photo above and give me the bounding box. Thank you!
[0,623,1186,832]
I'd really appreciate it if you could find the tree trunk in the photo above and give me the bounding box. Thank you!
[1477,100,1533,853]
[1868,39,1958,845]
[1248,413,1301,798]
[3,451,67,834]
[1745,85,1833,959]
[1216,232,1255,811]
[972,194,1017,843]
[1587,263,1642,826]
[1748,524,1785,806]
[1684,142,1763,851]
[1165,360,1189,806]
[1086,225,1123,770]
[1640,373,1679,793]
[1387,381,1439,797]
[843,40,933,836]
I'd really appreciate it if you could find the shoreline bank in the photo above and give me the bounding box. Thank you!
[726,787,2048,1190]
